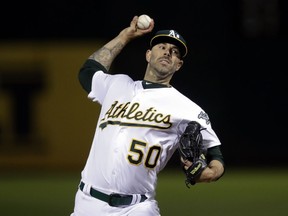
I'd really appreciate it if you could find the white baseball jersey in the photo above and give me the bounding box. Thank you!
[80,70,221,199]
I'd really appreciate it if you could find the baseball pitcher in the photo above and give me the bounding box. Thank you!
[70,15,225,216]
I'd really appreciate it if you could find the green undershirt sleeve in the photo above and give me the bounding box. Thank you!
[78,59,108,93]
[206,145,225,167]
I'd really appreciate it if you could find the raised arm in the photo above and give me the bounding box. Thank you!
[78,15,154,92]
[89,15,154,71]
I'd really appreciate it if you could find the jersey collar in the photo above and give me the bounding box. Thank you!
[142,80,171,89]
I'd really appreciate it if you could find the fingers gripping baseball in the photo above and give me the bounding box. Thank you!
[137,14,152,29]
[126,15,154,39]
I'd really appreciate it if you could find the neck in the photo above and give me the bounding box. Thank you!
[143,71,172,86]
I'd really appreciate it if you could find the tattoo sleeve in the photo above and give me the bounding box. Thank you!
[89,41,126,71]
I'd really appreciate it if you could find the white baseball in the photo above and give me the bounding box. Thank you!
[137,14,152,29]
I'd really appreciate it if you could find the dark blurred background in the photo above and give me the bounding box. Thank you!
[0,0,287,170]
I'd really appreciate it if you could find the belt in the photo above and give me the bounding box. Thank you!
[79,182,147,207]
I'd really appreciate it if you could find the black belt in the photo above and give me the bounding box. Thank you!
[79,182,147,207]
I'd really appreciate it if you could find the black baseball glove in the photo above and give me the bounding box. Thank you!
[178,121,207,188]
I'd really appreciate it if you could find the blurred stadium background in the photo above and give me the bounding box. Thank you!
[0,0,287,215]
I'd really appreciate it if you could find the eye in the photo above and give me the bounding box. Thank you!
[172,49,179,54]
[172,48,181,58]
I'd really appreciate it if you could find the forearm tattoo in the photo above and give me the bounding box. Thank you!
[89,42,125,71]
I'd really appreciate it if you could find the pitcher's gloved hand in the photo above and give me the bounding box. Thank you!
[178,121,207,188]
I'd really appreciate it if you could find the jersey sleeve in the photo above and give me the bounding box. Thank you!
[201,125,221,148]
[87,71,135,105]
[176,97,221,150]
[176,94,224,165]
[87,71,112,104]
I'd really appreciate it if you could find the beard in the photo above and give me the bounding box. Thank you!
[153,62,175,80]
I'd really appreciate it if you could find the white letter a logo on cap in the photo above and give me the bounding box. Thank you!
[169,30,180,39]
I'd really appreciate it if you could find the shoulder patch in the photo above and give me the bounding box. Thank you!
[198,111,210,125]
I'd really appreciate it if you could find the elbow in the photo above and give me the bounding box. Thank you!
[200,169,220,183]
[206,168,224,183]
[199,161,225,183]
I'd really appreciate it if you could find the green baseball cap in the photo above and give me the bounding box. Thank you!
[150,29,188,58]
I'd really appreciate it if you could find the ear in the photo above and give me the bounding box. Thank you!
[176,60,184,71]
[146,49,151,62]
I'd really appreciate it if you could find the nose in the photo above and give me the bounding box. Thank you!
[163,48,172,56]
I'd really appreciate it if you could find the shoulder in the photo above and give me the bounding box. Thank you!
[170,88,212,127]
[94,71,134,83]
[170,87,204,110]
